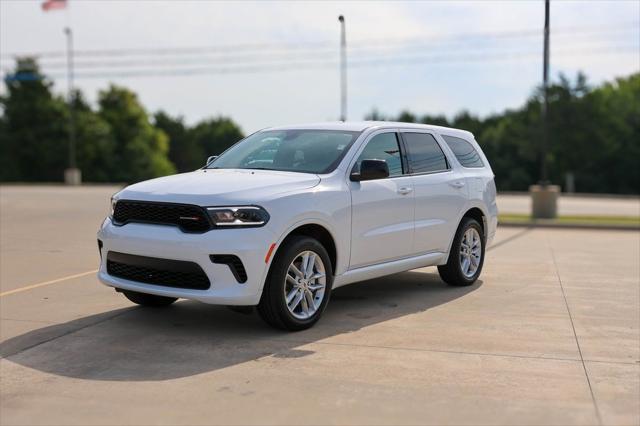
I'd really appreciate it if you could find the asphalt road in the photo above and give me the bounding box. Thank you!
[1,186,639,425]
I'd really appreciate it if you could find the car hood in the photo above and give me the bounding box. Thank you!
[117,169,321,205]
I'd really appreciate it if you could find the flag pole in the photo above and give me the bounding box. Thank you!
[338,15,347,122]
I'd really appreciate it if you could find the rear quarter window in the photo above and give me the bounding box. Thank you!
[442,135,484,168]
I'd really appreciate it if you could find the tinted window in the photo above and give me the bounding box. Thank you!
[354,133,403,177]
[209,129,360,174]
[402,133,448,173]
[443,135,484,168]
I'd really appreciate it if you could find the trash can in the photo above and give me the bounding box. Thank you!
[64,168,82,186]
[529,184,560,219]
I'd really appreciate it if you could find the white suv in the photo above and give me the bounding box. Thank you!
[98,122,497,330]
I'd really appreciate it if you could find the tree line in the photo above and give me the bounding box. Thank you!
[1,58,638,194]
[0,59,243,183]
[367,72,639,194]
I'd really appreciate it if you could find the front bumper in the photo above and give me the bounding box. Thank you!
[97,218,278,305]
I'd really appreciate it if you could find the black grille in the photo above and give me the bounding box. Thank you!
[113,200,211,233]
[107,251,210,290]
[210,255,248,283]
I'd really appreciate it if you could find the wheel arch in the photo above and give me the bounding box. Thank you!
[441,205,488,265]
[274,221,338,276]
[462,207,486,237]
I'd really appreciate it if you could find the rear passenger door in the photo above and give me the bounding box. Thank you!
[400,131,468,254]
[349,131,415,268]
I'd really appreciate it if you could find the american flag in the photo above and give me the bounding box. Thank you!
[42,0,67,11]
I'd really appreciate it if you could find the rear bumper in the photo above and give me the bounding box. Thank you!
[97,218,278,305]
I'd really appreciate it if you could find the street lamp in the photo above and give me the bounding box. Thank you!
[63,26,81,185]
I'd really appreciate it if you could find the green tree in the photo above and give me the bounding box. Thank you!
[419,114,450,127]
[451,111,483,136]
[72,91,115,182]
[581,73,640,193]
[479,103,540,191]
[189,117,243,159]
[0,102,9,178]
[368,72,639,194]
[396,110,417,123]
[364,108,388,121]
[0,58,68,181]
[98,85,175,182]
[154,111,203,172]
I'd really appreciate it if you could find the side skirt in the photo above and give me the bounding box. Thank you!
[333,252,447,289]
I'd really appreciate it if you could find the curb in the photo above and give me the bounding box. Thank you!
[499,221,640,231]
[498,191,640,200]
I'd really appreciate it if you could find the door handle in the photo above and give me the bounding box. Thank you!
[398,187,413,195]
[449,181,466,189]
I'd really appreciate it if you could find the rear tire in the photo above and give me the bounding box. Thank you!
[258,236,333,331]
[438,217,485,286]
[122,290,177,307]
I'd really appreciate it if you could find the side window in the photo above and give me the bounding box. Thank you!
[402,133,449,174]
[354,133,403,177]
[443,135,484,168]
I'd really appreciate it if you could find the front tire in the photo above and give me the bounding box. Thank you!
[258,236,333,331]
[121,290,177,307]
[438,217,485,286]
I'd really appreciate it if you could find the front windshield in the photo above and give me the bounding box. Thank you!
[208,129,361,174]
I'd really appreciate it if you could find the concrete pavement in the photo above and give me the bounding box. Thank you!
[0,186,638,425]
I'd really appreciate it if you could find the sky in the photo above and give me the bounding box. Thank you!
[1,0,639,134]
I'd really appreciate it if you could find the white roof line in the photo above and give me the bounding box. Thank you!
[264,121,474,138]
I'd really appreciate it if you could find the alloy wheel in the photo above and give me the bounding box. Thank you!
[459,227,482,278]
[284,250,327,320]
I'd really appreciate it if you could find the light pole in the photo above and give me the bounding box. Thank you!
[338,15,347,121]
[63,26,80,184]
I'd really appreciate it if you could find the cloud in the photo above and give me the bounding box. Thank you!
[1,0,638,131]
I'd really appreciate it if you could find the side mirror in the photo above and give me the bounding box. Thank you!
[350,159,389,182]
[206,155,218,166]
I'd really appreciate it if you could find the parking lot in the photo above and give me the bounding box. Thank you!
[1,185,638,425]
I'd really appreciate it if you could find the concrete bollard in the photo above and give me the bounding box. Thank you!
[64,168,82,186]
[530,184,560,219]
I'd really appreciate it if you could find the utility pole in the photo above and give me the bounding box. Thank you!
[338,15,347,121]
[541,0,550,184]
[63,26,80,184]
[530,0,558,219]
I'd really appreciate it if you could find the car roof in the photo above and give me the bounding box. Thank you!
[264,121,474,139]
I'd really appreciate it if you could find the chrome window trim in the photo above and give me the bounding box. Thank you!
[406,168,453,177]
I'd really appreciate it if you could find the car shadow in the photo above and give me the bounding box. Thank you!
[0,270,481,381]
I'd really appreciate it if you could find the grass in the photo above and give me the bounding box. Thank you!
[499,213,640,227]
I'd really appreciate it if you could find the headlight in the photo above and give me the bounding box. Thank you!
[207,206,269,227]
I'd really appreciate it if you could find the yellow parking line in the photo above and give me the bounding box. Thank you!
[0,269,98,297]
